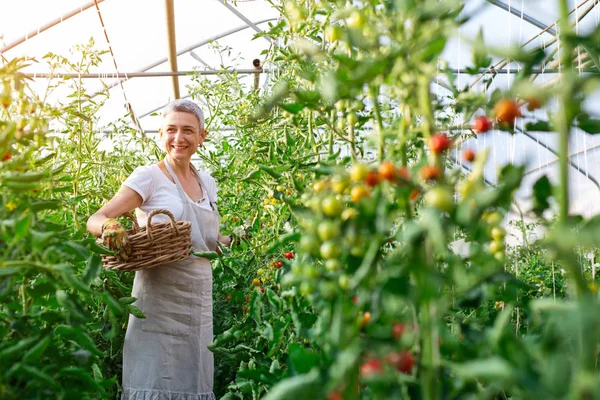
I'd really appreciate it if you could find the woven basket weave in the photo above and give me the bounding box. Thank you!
[99,209,192,272]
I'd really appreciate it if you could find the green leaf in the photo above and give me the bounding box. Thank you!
[577,113,600,134]
[17,364,60,390]
[259,164,283,179]
[192,251,219,260]
[525,120,552,132]
[288,343,321,374]
[118,296,137,305]
[265,232,300,254]
[452,357,515,382]
[103,292,124,315]
[241,168,261,182]
[281,103,304,114]
[14,214,31,241]
[22,334,52,363]
[0,336,38,359]
[30,199,61,212]
[262,368,321,400]
[126,304,146,319]
[532,175,552,216]
[82,253,102,284]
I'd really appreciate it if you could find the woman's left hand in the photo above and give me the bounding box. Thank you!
[101,218,132,261]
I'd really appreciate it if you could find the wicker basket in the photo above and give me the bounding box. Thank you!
[99,209,192,272]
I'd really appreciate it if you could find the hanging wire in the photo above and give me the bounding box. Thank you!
[92,0,144,136]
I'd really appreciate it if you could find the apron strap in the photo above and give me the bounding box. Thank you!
[164,158,218,213]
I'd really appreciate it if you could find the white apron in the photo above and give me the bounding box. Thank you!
[121,160,219,400]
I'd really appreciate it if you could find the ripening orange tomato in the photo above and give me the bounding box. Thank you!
[378,161,397,181]
[494,99,522,125]
[463,148,476,162]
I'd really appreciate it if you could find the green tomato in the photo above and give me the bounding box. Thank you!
[318,220,340,241]
[303,264,320,279]
[349,163,368,183]
[346,112,358,126]
[299,281,314,296]
[325,25,342,42]
[424,186,454,212]
[347,11,366,29]
[299,235,320,255]
[489,240,504,254]
[338,274,350,290]
[350,244,365,257]
[491,227,506,240]
[320,240,341,259]
[319,282,337,299]
[485,211,503,226]
[494,251,505,263]
[321,196,343,217]
[325,258,342,272]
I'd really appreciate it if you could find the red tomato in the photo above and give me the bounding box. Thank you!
[284,251,295,259]
[409,188,420,201]
[226,295,232,301]
[1,152,11,161]
[260,287,265,294]
[397,167,410,182]
[392,322,405,340]
[360,358,384,379]
[386,350,414,374]
[473,116,492,133]
[428,133,452,154]
[276,261,283,269]
[364,171,380,187]
[328,390,343,400]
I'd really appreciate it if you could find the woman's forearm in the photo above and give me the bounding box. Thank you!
[87,213,109,237]
[218,233,233,247]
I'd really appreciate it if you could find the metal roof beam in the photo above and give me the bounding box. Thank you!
[97,18,276,92]
[217,0,272,43]
[486,0,557,35]
[0,0,105,54]
[23,68,267,78]
[164,0,180,99]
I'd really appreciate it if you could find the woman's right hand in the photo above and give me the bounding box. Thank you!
[101,218,132,261]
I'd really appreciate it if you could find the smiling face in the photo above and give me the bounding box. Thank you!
[159,111,206,162]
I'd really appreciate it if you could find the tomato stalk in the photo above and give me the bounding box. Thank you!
[369,85,385,163]
[329,109,335,156]
[417,76,437,166]
[416,243,440,400]
[348,122,357,161]
[554,0,590,301]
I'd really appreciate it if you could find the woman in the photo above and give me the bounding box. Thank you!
[87,99,230,400]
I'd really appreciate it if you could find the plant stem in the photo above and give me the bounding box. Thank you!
[557,0,572,226]
[418,243,439,400]
[329,110,334,156]
[348,123,356,161]
[369,85,385,162]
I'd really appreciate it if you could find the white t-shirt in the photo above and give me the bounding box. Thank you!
[122,164,218,227]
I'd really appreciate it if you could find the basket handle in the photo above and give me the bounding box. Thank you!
[121,212,140,233]
[146,209,180,242]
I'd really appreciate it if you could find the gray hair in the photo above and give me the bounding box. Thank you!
[162,99,205,131]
